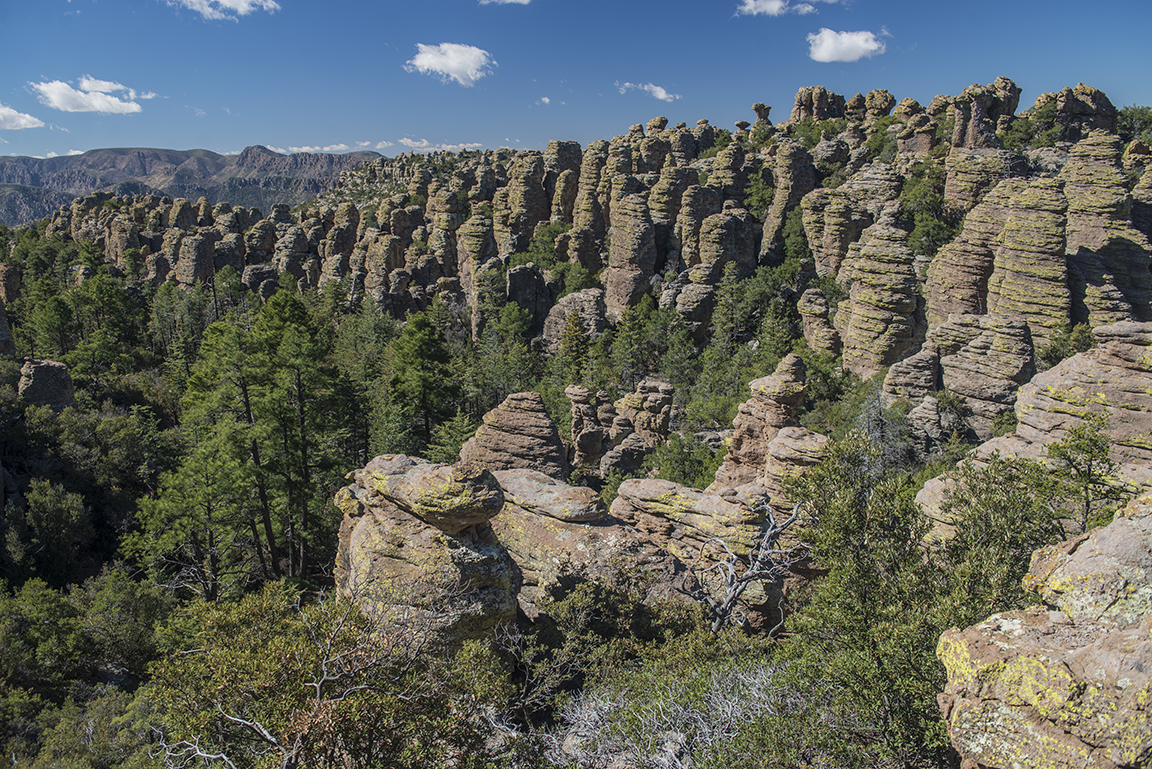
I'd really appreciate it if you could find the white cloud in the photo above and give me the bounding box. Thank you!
[31,76,154,114]
[617,82,681,102]
[356,141,370,147]
[45,150,83,158]
[479,0,531,3]
[266,146,288,154]
[405,43,495,87]
[167,0,280,21]
[806,28,886,62]
[398,138,483,153]
[538,96,550,105]
[0,103,44,130]
[288,143,351,153]
[736,0,837,15]
[375,140,394,149]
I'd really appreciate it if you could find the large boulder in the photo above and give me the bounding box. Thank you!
[334,455,518,647]
[937,494,1152,769]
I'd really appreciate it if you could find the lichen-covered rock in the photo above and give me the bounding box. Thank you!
[789,86,846,122]
[709,354,807,491]
[698,202,757,281]
[611,478,765,560]
[494,152,548,255]
[925,181,1016,328]
[949,77,1021,149]
[459,392,571,480]
[918,322,1152,520]
[801,162,901,278]
[796,288,841,354]
[615,380,674,448]
[944,148,1026,211]
[884,314,1035,440]
[837,217,926,379]
[1027,83,1120,143]
[334,455,517,647]
[985,177,1071,346]
[675,185,724,272]
[761,427,829,513]
[18,359,75,409]
[1059,130,1152,326]
[491,469,697,619]
[937,494,1152,769]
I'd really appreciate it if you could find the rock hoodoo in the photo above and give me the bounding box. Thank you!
[459,392,571,481]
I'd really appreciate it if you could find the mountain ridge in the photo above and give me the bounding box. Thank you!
[0,145,381,226]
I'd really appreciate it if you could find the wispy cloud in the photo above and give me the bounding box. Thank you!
[736,0,842,15]
[288,143,351,153]
[375,140,394,149]
[167,0,280,21]
[398,138,483,153]
[537,96,551,105]
[31,76,155,114]
[479,0,531,4]
[45,149,86,158]
[617,82,681,102]
[0,103,44,130]
[806,28,887,62]
[405,43,495,87]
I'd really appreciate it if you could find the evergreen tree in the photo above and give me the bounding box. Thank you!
[389,312,460,445]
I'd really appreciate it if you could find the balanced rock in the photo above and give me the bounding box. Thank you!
[333,455,518,646]
[937,494,1152,769]
[459,392,571,480]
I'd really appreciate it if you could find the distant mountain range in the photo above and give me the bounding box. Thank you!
[0,145,382,227]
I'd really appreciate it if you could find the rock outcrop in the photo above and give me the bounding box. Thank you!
[708,354,808,492]
[937,494,1152,769]
[490,469,697,618]
[17,359,75,409]
[883,314,1036,441]
[334,455,518,647]
[459,392,571,481]
[837,216,926,379]
[917,321,1152,518]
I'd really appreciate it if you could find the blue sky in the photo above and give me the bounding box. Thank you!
[1,0,1150,159]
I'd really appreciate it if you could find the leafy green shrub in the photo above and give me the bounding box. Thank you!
[862,116,900,163]
[743,175,775,220]
[1037,323,1094,368]
[644,432,725,489]
[998,101,1062,151]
